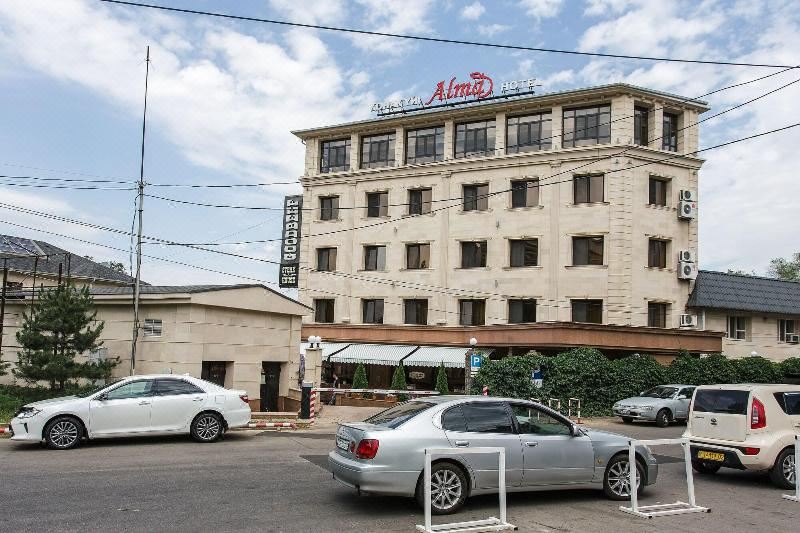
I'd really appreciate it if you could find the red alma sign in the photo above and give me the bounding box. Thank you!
[425,72,494,105]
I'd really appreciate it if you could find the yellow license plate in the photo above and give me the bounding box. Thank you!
[697,451,725,462]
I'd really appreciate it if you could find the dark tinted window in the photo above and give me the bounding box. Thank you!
[461,402,514,434]
[156,379,204,396]
[442,405,468,432]
[774,392,800,415]
[693,389,749,415]
[365,401,435,429]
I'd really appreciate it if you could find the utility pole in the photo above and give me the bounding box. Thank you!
[0,259,7,357]
[131,45,150,376]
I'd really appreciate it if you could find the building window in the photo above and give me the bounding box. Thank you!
[662,112,679,152]
[572,300,603,323]
[459,299,486,326]
[509,239,538,267]
[649,177,668,206]
[509,299,536,324]
[573,174,604,204]
[562,105,611,148]
[406,126,445,164]
[362,299,384,324]
[648,239,668,268]
[361,133,395,169]
[648,302,668,328]
[143,318,162,337]
[404,299,428,325]
[366,191,389,218]
[406,243,431,269]
[316,247,337,272]
[364,245,387,271]
[408,188,432,215]
[463,184,489,211]
[320,138,350,173]
[455,120,496,158]
[634,106,649,146]
[510,179,539,208]
[314,299,335,323]
[727,316,748,340]
[319,196,339,221]
[572,236,604,266]
[779,319,796,342]
[461,241,487,268]
[506,112,552,153]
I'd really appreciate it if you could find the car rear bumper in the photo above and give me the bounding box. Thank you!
[689,440,773,471]
[224,407,252,429]
[328,451,418,497]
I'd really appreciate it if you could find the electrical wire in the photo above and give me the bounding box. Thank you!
[97,0,796,69]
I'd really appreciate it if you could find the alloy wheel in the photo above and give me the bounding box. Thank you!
[430,469,462,511]
[607,460,641,498]
[195,415,221,440]
[50,420,79,449]
[783,453,796,485]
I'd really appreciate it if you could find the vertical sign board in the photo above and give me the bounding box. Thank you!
[279,195,303,288]
[470,353,483,376]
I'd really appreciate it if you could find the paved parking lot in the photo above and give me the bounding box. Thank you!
[1,419,796,532]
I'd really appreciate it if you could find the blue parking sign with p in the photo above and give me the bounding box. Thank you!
[471,354,482,368]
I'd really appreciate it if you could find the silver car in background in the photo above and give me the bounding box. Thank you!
[613,384,696,427]
[328,396,658,514]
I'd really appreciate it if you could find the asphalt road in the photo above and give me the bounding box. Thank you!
[1,420,796,532]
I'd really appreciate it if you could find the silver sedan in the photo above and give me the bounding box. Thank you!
[328,395,658,514]
[613,384,696,427]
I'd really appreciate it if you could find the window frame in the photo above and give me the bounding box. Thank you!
[634,106,649,146]
[360,132,395,169]
[573,174,604,204]
[460,401,515,434]
[406,243,431,270]
[363,245,387,271]
[406,126,445,165]
[572,236,604,266]
[461,241,488,268]
[316,247,337,272]
[463,184,489,212]
[562,104,611,148]
[509,239,538,267]
[454,119,496,159]
[366,191,389,218]
[648,177,669,206]
[779,319,796,342]
[648,239,668,268]
[314,299,335,323]
[571,299,603,324]
[506,112,552,153]
[662,112,679,152]
[320,138,351,173]
[319,196,340,221]
[459,299,486,326]
[408,188,432,215]
[404,299,429,325]
[647,302,668,328]
[143,318,162,337]
[510,179,539,208]
[727,316,748,340]
[508,299,537,324]
[361,299,385,324]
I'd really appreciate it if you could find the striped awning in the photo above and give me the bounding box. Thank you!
[301,342,351,359]
[403,347,495,368]
[329,343,418,366]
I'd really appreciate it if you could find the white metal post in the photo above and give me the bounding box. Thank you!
[782,434,799,503]
[498,449,506,525]
[628,440,638,513]
[683,438,697,507]
[424,450,432,530]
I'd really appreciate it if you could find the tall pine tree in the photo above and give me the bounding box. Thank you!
[390,363,408,401]
[14,284,113,390]
[435,362,449,396]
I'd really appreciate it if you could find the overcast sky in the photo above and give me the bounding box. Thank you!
[0,0,798,293]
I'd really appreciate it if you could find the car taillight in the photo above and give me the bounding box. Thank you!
[743,447,761,455]
[239,394,249,404]
[751,397,766,429]
[355,439,380,459]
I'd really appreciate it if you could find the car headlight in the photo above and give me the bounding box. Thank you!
[15,407,41,419]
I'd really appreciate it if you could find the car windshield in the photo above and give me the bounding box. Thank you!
[365,401,435,429]
[75,379,125,398]
[641,386,678,399]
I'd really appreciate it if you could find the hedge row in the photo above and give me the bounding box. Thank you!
[470,348,800,417]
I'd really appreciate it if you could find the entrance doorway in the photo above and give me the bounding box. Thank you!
[261,362,281,412]
[201,361,227,387]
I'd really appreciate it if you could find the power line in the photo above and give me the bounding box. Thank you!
[0,181,135,191]
[97,0,796,69]
[0,174,134,185]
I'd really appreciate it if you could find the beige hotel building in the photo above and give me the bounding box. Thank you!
[293,83,724,358]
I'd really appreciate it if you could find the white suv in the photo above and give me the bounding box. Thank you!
[684,384,799,489]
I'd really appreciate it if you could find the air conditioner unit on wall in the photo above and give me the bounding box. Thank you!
[678,250,695,263]
[678,261,698,280]
[678,201,697,219]
[787,334,800,344]
[679,190,696,202]
[679,314,697,328]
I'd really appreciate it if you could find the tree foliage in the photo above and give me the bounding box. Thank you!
[13,284,117,390]
[781,357,800,377]
[735,356,784,383]
[767,252,800,281]
[0,354,9,377]
[390,363,408,401]
[435,363,450,396]
[352,362,369,390]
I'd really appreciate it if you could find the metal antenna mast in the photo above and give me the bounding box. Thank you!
[131,45,150,376]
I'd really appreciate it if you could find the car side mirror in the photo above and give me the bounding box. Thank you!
[570,424,581,437]
[96,393,108,401]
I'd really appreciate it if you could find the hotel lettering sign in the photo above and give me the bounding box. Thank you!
[279,195,303,288]
[371,72,540,115]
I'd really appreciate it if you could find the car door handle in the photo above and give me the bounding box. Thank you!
[139,401,151,406]
[525,441,539,447]
[192,397,204,402]
[455,440,470,447]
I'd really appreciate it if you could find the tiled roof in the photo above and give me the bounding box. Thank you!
[88,284,259,295]
[0,234,138,285]
[688,270,800,315]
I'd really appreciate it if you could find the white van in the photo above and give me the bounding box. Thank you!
[684,384,799,489]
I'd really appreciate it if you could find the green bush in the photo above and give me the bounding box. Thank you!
[352,363,369,392]
[735,356,783,383]
[666,353,739,385]
[471,352,547,399]
[390,363,408,401]
[608,354,668,404]
[781,357,800,377]
[435,363,449,396]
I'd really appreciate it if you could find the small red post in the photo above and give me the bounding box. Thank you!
[482,386,488,396]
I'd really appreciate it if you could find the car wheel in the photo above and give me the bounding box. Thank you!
[621,417,634,424]
[191,412,223,443]
[416,462,468,515]
[769,447,796,490]
[655,409,670,428]
[44,416,83,450]
[604,454,645,500]
[691,460,721,474]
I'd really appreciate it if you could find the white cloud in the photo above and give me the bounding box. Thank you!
[584,0,636,16]
[267,0,347,25]
[350,0,436,55]
[461,1,485,20]
[477,23,510,37]
[518,0,563,19]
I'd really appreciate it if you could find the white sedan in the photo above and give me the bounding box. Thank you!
[9,374,251,449]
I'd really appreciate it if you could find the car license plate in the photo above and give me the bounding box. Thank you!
[619,409,629,415]
[336,436,349,451]
[697,450,724,462]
